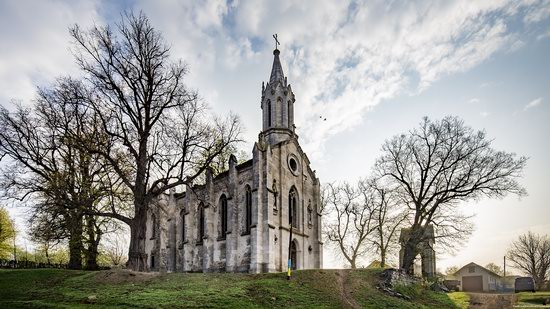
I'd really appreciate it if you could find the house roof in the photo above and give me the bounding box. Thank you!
[454,262,503,278]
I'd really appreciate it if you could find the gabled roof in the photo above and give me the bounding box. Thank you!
[454,262,503,278]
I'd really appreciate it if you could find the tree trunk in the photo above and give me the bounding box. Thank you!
[84,215,101,270]
[126,206,148,271]
[380,248,386,268]
[67,213,83,270]
[45,246,50,265]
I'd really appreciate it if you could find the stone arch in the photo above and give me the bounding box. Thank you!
[398,225,436,278]
[290,239,299,270]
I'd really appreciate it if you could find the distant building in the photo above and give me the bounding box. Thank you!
[453,262,503,292]
[144,47,323,273]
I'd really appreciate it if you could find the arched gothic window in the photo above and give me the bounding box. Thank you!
[287,100,292,127]
[180,210,186,241]
[278,97,283,124]
[307,200,313,229]
[245,185,252,233]
[289,187,298,227]
[267,100,272,126]
[151,213,157,239]
[220,195,228,239]
[198,203,205,244]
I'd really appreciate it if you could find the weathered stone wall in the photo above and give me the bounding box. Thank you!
[144,47,323,273]
[144,135,323,273]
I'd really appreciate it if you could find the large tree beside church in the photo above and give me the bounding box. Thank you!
[0,78,114,269]
[69,12,241,271]
[374,116,527,275]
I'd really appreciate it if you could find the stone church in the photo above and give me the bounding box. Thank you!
[145,47,323,273]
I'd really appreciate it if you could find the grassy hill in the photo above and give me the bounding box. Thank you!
[0,268,462,308]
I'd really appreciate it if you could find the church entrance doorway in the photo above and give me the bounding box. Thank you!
[290,241,297,270]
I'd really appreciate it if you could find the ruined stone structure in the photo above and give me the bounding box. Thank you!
[398,225,436,278]
[144,47,323,273]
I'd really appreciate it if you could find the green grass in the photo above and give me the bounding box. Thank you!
[447,292,469,309]
[0,268,463,308]
[516,291,550,307]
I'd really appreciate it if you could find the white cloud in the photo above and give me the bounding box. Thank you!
[469,98,481,104]
[524,97,543,110]
[480,111,490,118]
[537,29,550,40]
[524,0,550,24]
[1,0,549,159]
[0,0,102,106]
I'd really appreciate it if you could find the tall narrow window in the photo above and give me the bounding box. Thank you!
[220,195,228,239]
[278,97,283,125]
[288,101,292,127]
[151,213,157,239]
[289,188,298,227]
[245,185,252,233]
[267,100,272,126]
[198,204,205,244]
[307,201,313,229]
[181,210,185,242]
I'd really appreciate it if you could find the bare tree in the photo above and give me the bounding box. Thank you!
[0,77,120,269]
[445,265,460,278]
[507,232,550,290]
[485,262,504,276]
[323,182,378,268]
[103,232,128,266]
[361,178,408,268]
[374,116,527,275]
[69,12,241,270]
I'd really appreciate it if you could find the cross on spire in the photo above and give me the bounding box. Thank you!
[273,34,280,50]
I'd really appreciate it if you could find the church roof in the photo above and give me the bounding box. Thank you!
[269,49,285,85]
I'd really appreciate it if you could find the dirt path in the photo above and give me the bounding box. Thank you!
[336,269,361,309]
[467,293,517,309]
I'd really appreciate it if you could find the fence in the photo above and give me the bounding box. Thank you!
[0,259,67,269]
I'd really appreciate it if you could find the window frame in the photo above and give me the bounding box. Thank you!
[220,195,228,240]
[245,185,252,234]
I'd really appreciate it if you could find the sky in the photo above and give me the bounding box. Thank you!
[0,0,549,274]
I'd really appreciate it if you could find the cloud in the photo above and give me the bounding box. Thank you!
[524,97,543,111]
[0,0,102,106]
[1,0,549,160]
[524,0,550,24]
[480,111,490,118]
[537,29,550,40]
[469,98,481,104]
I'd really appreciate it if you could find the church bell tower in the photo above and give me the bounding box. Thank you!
[261,45,296,145]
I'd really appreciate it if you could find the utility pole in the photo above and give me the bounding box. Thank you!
[287,208,293,280]
[503,256,506,278]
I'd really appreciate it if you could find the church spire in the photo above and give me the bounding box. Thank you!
[269,49,285,85]
[260,34,296,145]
